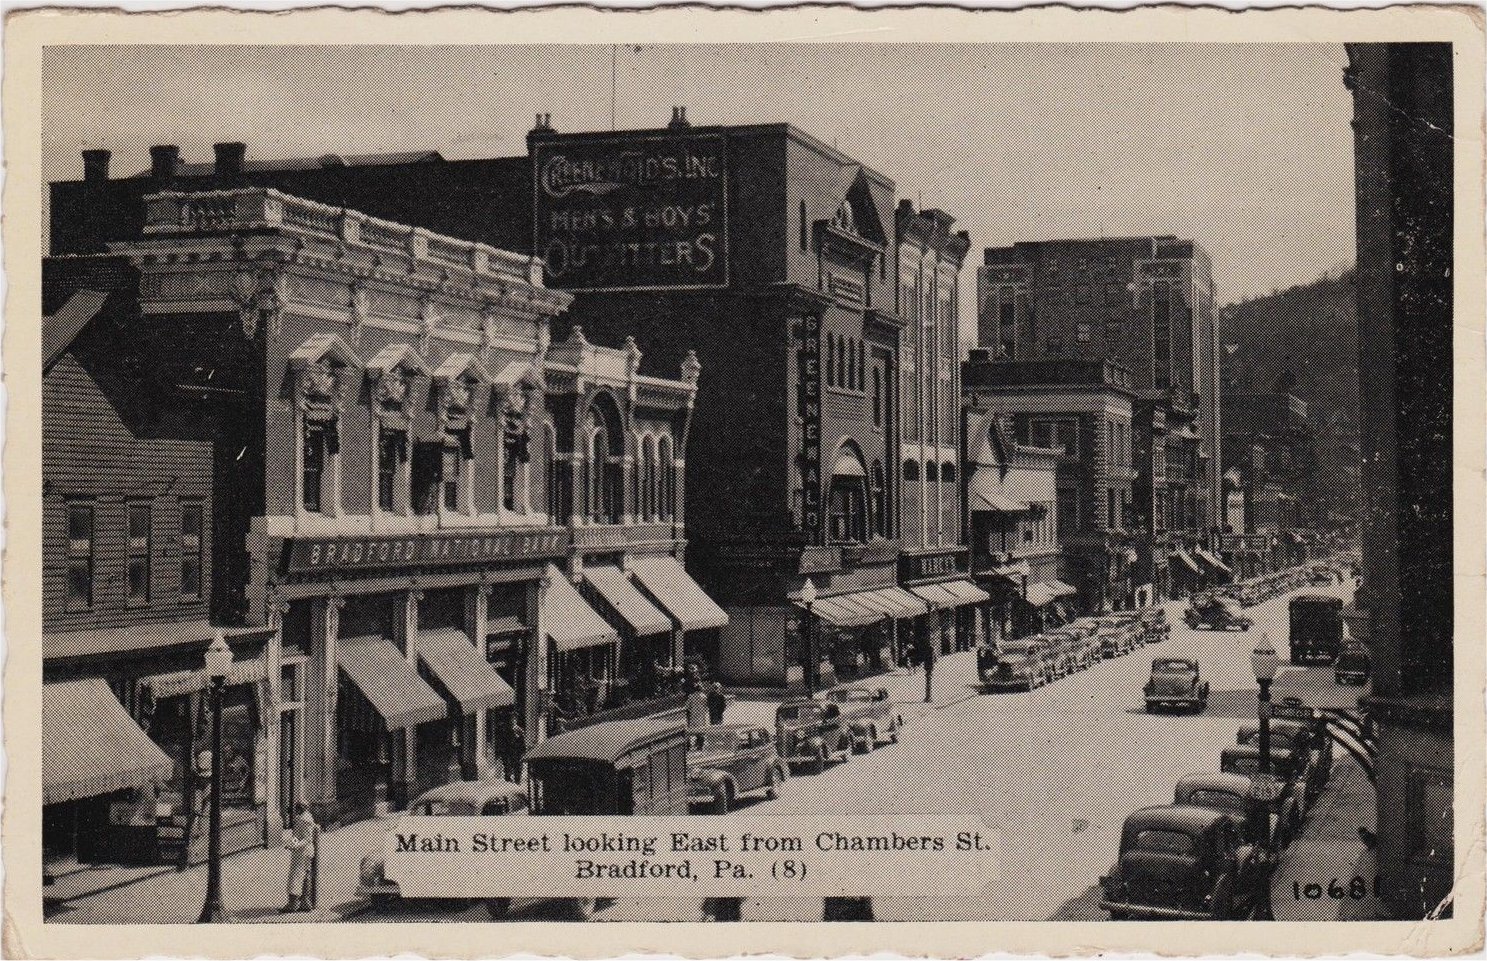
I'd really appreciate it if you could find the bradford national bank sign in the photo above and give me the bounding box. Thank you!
[533,132,729,291]
[285,529,569,573]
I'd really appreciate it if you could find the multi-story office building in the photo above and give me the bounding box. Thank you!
[1220,390,1321,576]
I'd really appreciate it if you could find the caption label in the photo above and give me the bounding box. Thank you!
[384,815,999,897]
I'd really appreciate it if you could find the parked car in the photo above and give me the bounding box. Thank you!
[1139,607,1171,645]
[521,716,689,919]
[1184,594,1253,631]
[1043,630,1080,679]
[1174,771,1298,850]
[688,723,788,813]
[775,698,852,774]
[821,684,899,752]
[1306,565,1339,587]
[1237,719,1332,794]
[979,638,1050,692]
[1097,615,1141,657]
[1289,594,1345,665]
[1100,805,1271,920]
[1221,745,1311,820]
[358,780,528,912]
[1144,658,1210,713]
[1333,642,1372,685]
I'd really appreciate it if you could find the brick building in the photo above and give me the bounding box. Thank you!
[43,180,717,864]
[1220,390,1321,576]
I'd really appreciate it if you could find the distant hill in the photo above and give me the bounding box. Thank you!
[1220,268,1358,435]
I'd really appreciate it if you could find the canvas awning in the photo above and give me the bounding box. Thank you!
[418,627,515,713]
[875,586,930,618]
[628,556,728,631]
[544,565,620,652]
[44,679,174,805]
[940,580,993,605]
[1023,580,1078,607]
[1194,548,1233,575]
[583,565,672,637]
[969,471,1029,513]
[1172,548,1203,575]
[794,593,885,629]
[338,635,446,730]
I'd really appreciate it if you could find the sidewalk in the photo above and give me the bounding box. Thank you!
[45,817,388,924]
[726,649,981,727]
[1270,757,1381,920]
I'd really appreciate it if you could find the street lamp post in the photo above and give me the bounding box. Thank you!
[1249,630,1280,921]
[197,631,234,924]
[800,577,818,697]
[923,600,939,704]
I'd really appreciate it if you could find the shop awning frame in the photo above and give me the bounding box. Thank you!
[969,471,1029,513]
[544,565,620,652]
[44,679,174,805]
[627,556,728,632]
[418,627,515,713]
[583,565,673,637]
[139,658,268,701]
[795,594,884,629]
[338,635,447,730]
[1172,549,1203,576]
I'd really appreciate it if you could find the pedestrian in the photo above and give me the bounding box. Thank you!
[706,682,727,725]
[282,802,318,913]
[499,714,525,783]
[686,684,710,729]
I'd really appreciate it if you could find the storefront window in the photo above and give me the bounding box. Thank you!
[66,502,94,609]
[179,503,203,600]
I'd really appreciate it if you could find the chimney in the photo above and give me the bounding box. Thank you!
[82,149,111,182]
[532,112,553,133]
[214,142,246,178]
[149,144,180,182]
[668,106,691,129]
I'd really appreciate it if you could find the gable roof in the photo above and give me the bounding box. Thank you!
[43,289,110,374]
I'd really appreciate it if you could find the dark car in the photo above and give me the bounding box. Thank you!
[979,638,1049,691]
[821,684,899,753]
[1221,745,1310,822]
[688,724,788,813]
[775,698,852,774]
[1184,595,1253,632]
[1175,771,1299,850]
[1144,658,1210,713]
[1334,642,1371,685]
[1100,805,1270,920]
[1237,719,1332,794]
[1290,594,1345,665]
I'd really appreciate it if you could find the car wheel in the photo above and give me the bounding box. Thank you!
[765,766,783,799]
[810,749,826,776]
[484,898,511,919]
[368,894,395,913]
[710,784,731,815]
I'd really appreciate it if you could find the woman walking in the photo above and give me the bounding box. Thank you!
[282,803,318,913]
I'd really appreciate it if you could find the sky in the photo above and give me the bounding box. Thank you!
[42,43,1356,308]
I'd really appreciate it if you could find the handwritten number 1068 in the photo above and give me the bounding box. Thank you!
[1292,877,1378,900]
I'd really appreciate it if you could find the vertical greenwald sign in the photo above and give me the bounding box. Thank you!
[533,133,728,291]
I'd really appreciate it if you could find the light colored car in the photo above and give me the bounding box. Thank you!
[821,684,899,752]
[688,723,787,813]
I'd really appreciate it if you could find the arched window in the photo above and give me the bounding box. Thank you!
[588,421,608,523]
[837,337,847,390]
[941,462,957,484]
[857,342,867,391]
[544,422,566,522]
[872,368,883,425]
[642,435,657,521]
[825,332,836,387]
[658,435,675,520]
[924,460,939,483]
[903,458,919,482]
[828,445,869,544]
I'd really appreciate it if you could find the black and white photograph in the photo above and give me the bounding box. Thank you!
[8,7,1480,956]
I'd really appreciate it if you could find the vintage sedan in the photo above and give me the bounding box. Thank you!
[1100,805,1271,920]
[1174,771,1298,850]
[688,724,788,813]
[979,638,1050,692]
[1184,595,1253,632]
[1237,719,1332,795]
[1139,607,1172,645]
[1221,745,1310,820]
[358,780,528,912]
[775,698,852,774]
[1144,658,1210,713]
[821,684,899,752]
[1334,642,1372,685]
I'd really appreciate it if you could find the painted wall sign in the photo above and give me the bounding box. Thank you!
[798,314,823,542]
[533,133,728,291]
[285,529,568,572]
[901,549,967,582]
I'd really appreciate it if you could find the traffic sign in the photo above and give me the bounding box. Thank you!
[1271,701,1318,722]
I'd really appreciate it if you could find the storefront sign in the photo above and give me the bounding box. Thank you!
[533,133,728,291]
[901,550,967,583]
[571,526,633,552]
[1219,534,1245,553]
[798,314,823,541]
[286,529,568,572]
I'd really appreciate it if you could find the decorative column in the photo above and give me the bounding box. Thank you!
[397,589,423,805]
[265,599,291,837]
[307,595,343,822]
[468,584,492,779]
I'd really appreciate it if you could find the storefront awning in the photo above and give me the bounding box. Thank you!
[969,471,1028,513]
[338,635,447,730]
[1194,548,1232,575]
[44,679,174,804]
[544,565,620,652]
[418,628,515,713]
[909,583,959,608]
[1172,549,1203,576]
[627,556,728,631]
[875,586,930,618]
[795,593,886,629]
[583,565,672,637]
[939,580,993,605]
[839,586,923,620]
[139,658,268,701]
[1023,580,1078,607]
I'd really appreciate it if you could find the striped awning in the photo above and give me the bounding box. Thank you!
[418,628,514,713]
[628,556,728,631]
[584,565,672,637]
[338,635,446,730]
[940,580,993,605]
[1172,548,1203,575]
[795,593,884,629]
[44,679,174,805]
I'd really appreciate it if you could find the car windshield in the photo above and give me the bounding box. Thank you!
[415,799,478,816]
[1185,789,1245,812]
[777,705,819,723]
[690,731,736,752]
[1001,642,1032,655]
[1130,829,1197,856]
[1226,756,1262,775]
[1153,661,1193,673]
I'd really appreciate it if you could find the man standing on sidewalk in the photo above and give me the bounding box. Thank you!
[918,633,937,703]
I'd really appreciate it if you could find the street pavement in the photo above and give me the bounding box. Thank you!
[54,575,1370,923]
